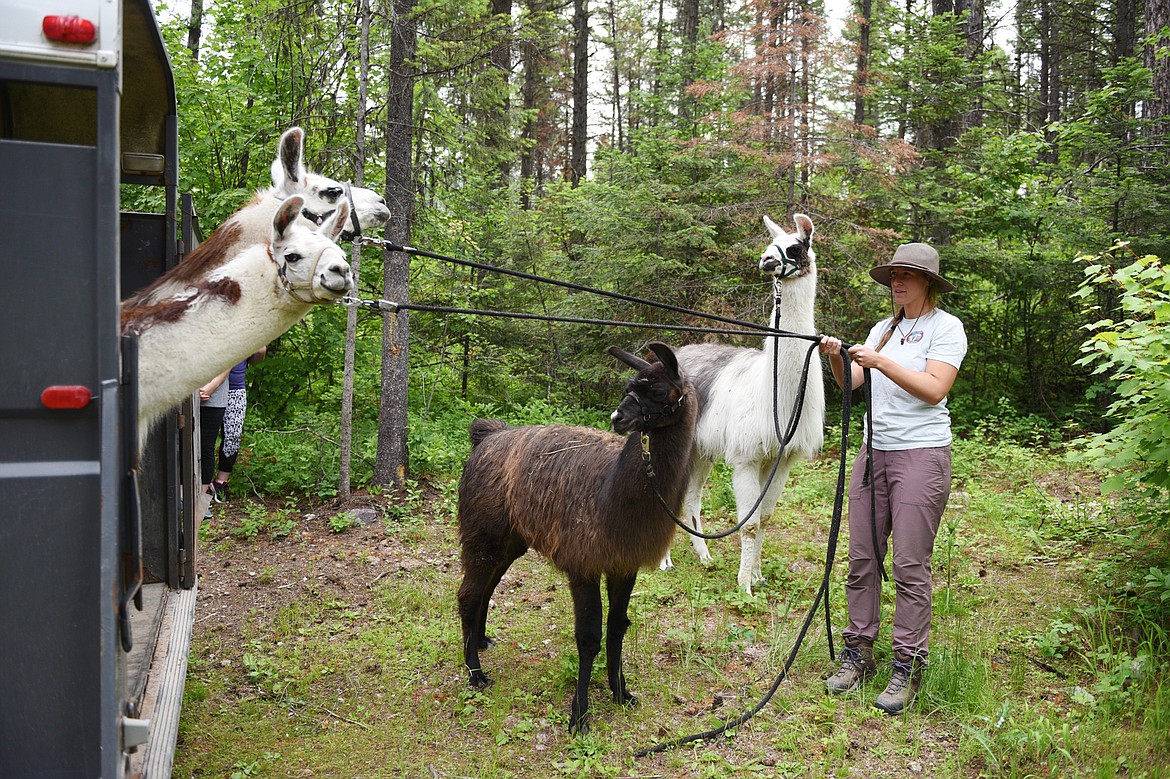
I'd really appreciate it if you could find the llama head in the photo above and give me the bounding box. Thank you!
[608,342,689,435]
[270,195,355,303]
[760,213,816,280]
[271,127,391,239]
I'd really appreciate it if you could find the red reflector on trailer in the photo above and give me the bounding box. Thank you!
[41,386,93,410]
[43,15,97,45]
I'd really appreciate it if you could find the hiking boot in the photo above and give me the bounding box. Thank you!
[874,658,923,715]
[825,643,877,695]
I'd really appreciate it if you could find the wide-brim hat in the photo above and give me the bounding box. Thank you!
[869,242,955,293]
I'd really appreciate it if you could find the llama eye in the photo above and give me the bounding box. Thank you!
[284,252,303,264]
[321,186,343,201]
[785,244,804,260]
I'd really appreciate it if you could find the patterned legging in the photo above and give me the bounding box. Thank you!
[217,388,248,474]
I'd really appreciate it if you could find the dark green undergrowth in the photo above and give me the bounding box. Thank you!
[177,431,1170,778]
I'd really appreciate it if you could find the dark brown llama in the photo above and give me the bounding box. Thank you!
[456,342,697,735]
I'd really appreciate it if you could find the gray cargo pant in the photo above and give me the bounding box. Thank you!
[842,445,952,662]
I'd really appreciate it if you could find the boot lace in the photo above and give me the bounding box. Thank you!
[838,646,865,672]
[886,660,913,693]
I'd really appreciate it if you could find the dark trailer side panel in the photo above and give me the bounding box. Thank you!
[0,2,195,776]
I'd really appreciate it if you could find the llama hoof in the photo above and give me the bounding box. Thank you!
[468,669,493,690]
[658,557,674,571]
[697,552,713,565]
[614,691,639,708]
[479,635,496,651]
[568,713,590,736]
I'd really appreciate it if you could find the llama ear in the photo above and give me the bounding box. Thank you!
[794,213,815,241]
[323,200,350,242]
[273,127,306,193]
[273,195,305,238]
[608,346,650,371]
[646,342,680,378]
[763,215,784,239]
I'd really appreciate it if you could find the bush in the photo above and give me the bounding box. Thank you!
[1072,249,1170,529]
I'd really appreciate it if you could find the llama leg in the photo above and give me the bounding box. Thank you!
[736,459,793,592]
[458,534,525,689]
[476,535,528,650]
[686,458,714,565]
[604,572,639,707]
[658,458,713,570]
[457,564,495,689]
[567,574,604,735]
[731,464,767,594]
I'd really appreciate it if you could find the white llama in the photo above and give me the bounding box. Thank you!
[661,213,825,595]
[124,126,387,311]
[121,195,354,448]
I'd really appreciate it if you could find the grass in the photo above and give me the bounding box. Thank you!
[175,438,1170,778]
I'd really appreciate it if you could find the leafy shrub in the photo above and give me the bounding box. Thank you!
[1073,250,1170,529]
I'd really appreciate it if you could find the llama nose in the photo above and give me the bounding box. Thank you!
[333,262,355,287]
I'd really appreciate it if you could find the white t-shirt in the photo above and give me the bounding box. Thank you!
[862,308,967,450]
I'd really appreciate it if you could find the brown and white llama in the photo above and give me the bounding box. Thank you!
[121,195,353,448]
[123,125,388,311]
[457,343,696,736]
[659,214,825,595]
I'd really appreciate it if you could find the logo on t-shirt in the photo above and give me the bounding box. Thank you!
[904,331,925,344]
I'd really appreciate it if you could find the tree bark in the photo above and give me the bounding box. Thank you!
[571,0,589,185]
[679,0,700,127]
[1146,0,1170,125]
[853,0,872,128]
[340,0,371,502]
[375,0,417,489]
[186,0,204,59]
[958,0,984,130]
[489,0,513,185]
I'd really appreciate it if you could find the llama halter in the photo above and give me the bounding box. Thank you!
[763,237,811,279]
[299,183,367,241]
[273,244,348,304]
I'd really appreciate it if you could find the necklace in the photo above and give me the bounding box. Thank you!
[896,309,933,344]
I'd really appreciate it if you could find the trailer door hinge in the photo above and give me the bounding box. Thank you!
[123,716,151,751]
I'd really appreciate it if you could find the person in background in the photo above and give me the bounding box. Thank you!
[211,347,265,503]
[817,242,967,715]
[198,367,231,520]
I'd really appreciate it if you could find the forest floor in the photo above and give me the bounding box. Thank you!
[174,454,1169,779]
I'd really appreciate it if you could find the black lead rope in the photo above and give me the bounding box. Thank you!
[352,236,823,345]
[646,336,818,544]
[635,345,856,758]
[346,235,884,748]
[858,369,889,582]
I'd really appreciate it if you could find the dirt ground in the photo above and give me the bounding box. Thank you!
[194,488,444,637]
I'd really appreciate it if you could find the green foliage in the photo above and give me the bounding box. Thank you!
[328,512,360,533]
[1073,250,1170,522]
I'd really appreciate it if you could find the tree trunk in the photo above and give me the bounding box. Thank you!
[1146,0,1170,125]
[519,0,542,208]
[853,0,872,128]
[1116,0,1137,62]
[571,0,589,185]
[489,0,513,185]
[679,0,700,127]
[375,0,417,489]
[607,0,624,152]
[186,0,204,59]
[339,0,371,503]
[958,0,984,130]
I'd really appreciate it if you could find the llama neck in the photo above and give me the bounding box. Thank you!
[605,408,695,518]
[764,273,816,359]
[133,250,311,435]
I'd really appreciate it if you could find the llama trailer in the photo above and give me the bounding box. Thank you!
[0,1,199,776]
